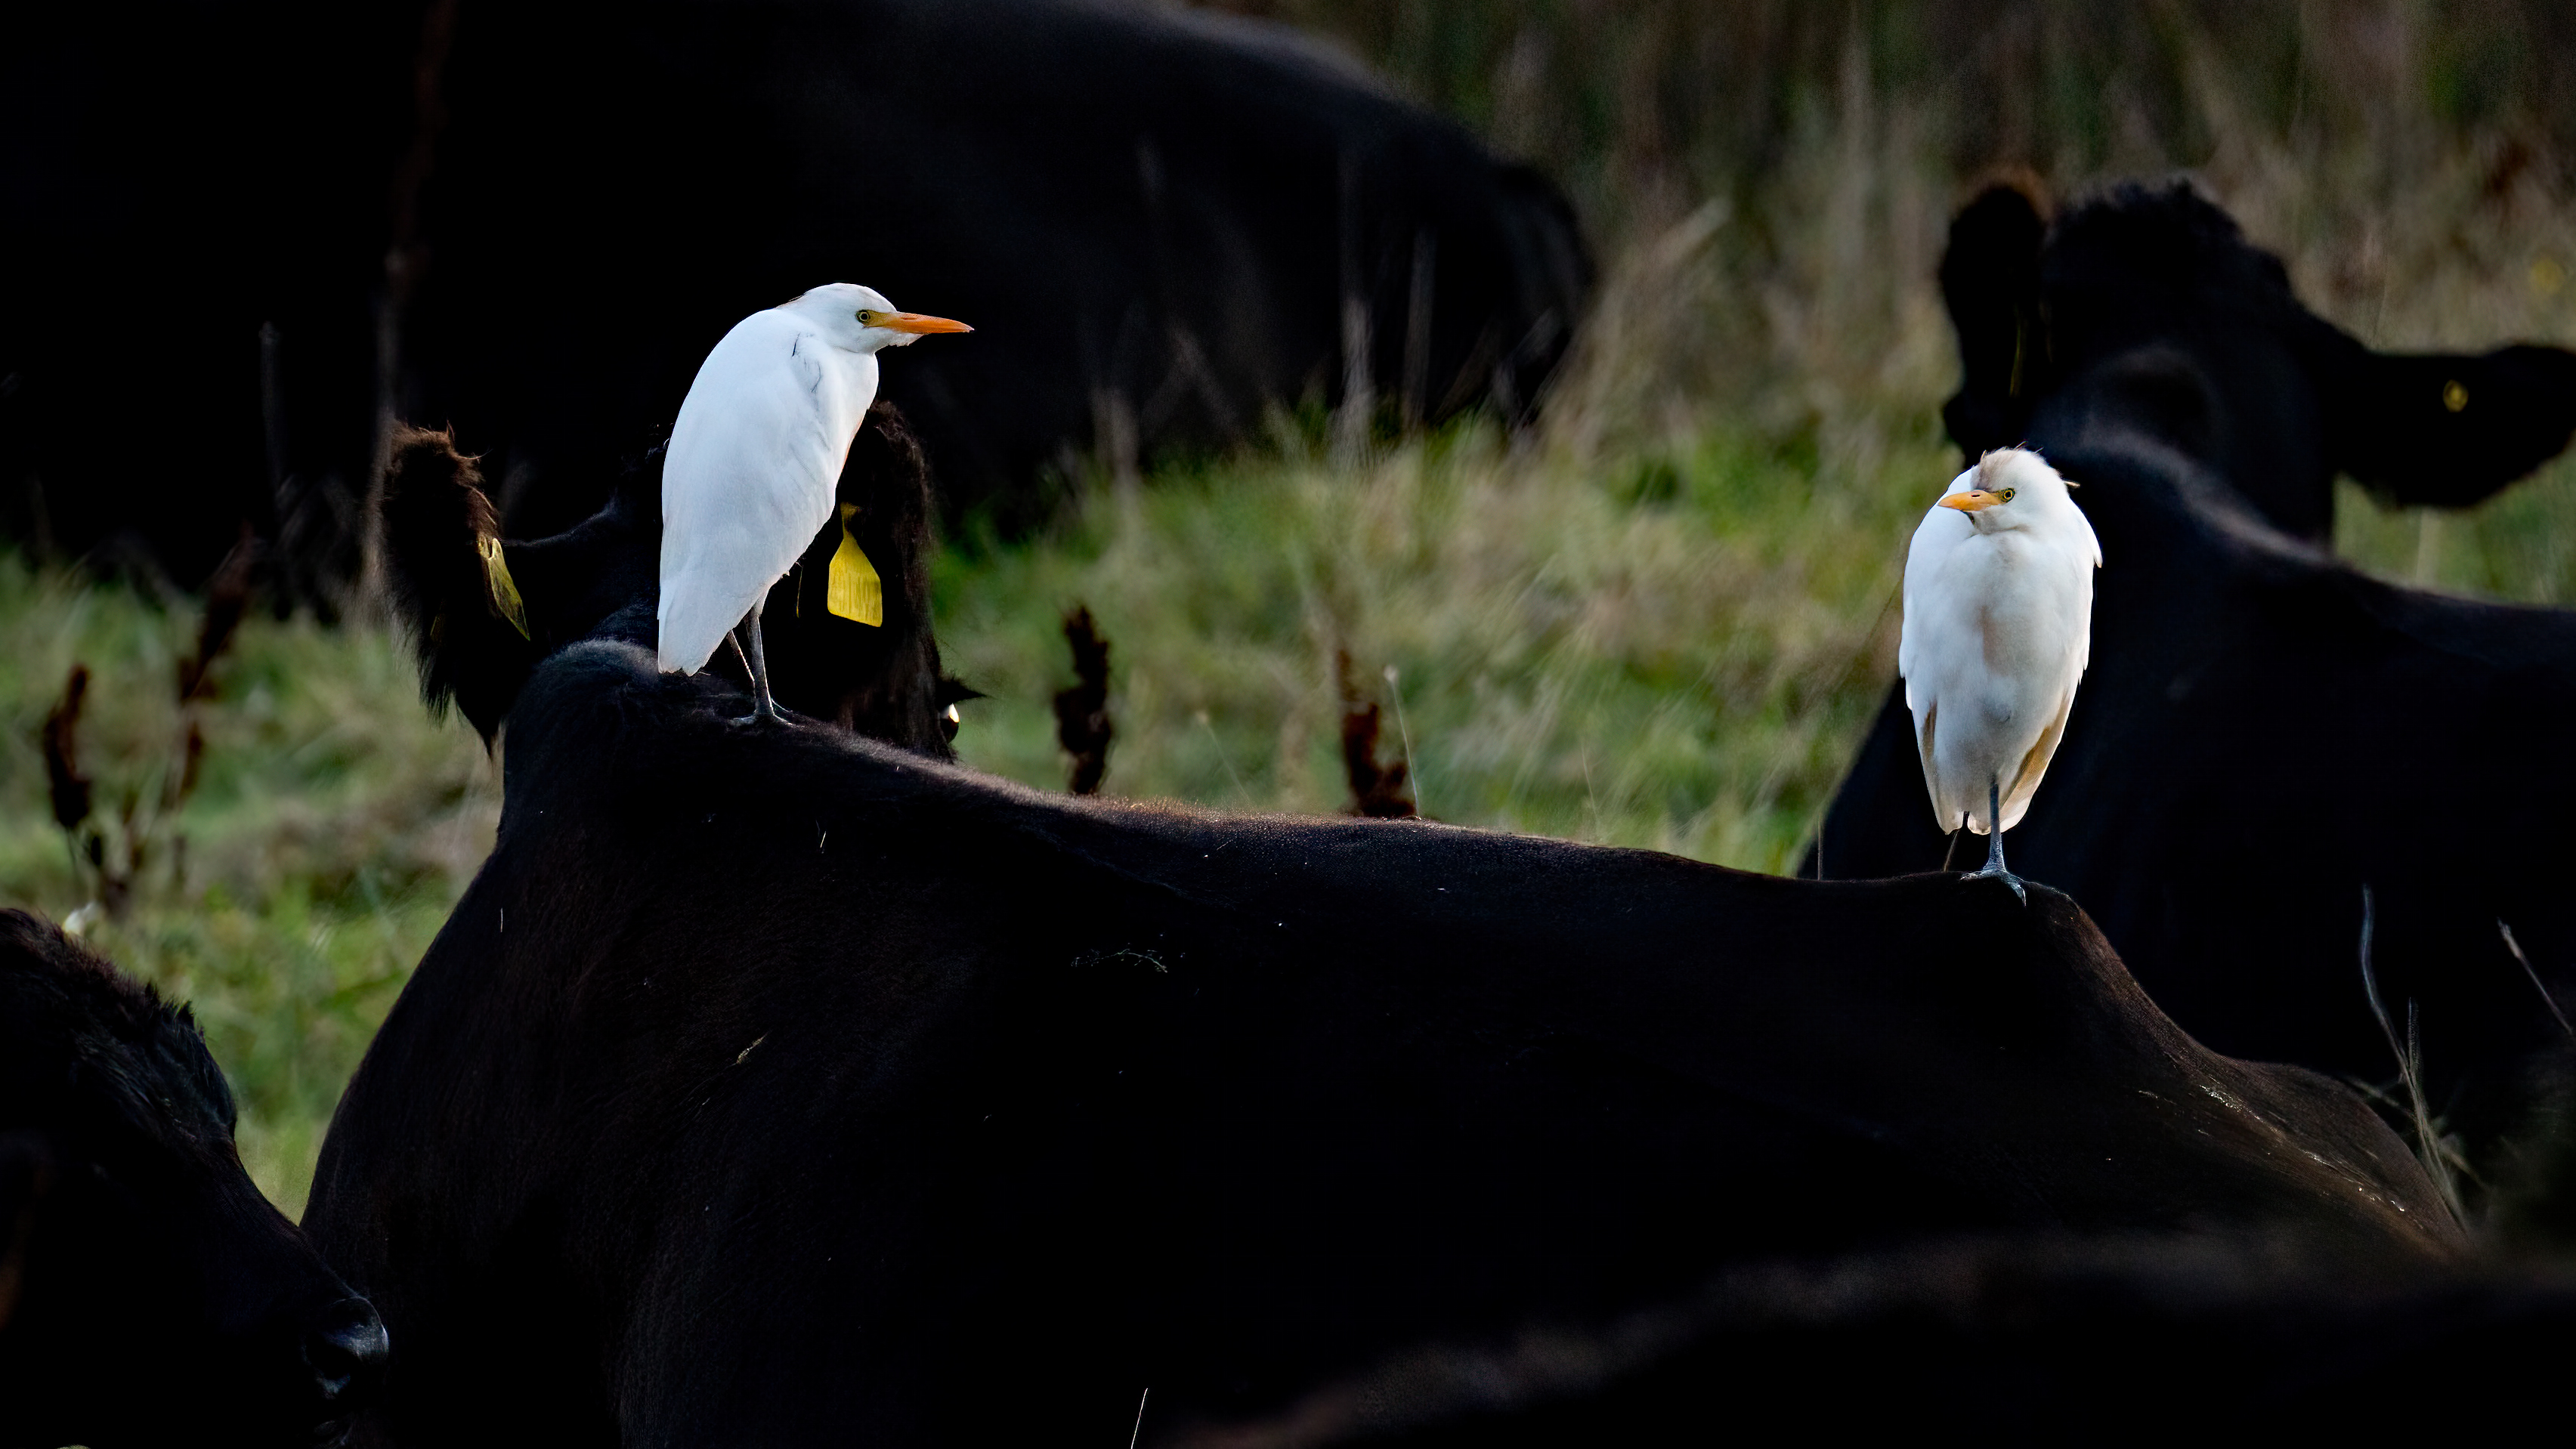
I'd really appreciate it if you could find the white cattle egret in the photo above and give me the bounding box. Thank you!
[660,283,970,723]
[1898,448,2101,899]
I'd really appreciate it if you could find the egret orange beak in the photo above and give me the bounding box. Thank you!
[1937,490,2003,511]
[877,313,973,335]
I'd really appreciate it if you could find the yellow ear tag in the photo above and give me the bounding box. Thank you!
[479,533,530,639]
[826,503,883,627]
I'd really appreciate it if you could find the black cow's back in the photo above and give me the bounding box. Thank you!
[310,642,2449,1445]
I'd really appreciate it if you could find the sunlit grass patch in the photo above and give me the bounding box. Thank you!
[0,559,493,1213]
[938,416,1949,873]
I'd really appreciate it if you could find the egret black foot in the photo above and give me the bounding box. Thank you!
[1970,863,2028,904]
[1966,780,2024,903]
[725,613,790,728]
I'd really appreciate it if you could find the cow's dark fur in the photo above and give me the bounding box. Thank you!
[380,401,959,755]
[1178,1237,2576,1444]
[1819,183,2576,1167]
[0,910,385,1448]
[2,0,1590,589]
[307,641,2454,1445]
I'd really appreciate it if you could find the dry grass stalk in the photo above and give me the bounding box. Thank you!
[2357,885,2471,1228]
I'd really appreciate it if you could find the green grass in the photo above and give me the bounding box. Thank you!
[939,416,1940,868]
[0,409,1947,1213]
[2336,467,2576,605]
[16,414,2576,1219]
[15,0,2576,1228]
[0,566,496,1215]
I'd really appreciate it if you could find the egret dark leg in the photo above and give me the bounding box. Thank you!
[1971,776,2027,904]
[727,604,789,727]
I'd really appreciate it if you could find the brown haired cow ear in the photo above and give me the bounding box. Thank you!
[1939,182,2050,462]
[2329,343,2576,510]
[379,425,543,745]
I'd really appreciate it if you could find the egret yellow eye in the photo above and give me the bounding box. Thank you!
[856,309,879,326]
[1996,487,2018,503]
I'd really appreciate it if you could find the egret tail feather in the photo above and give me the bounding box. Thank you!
[657,574,778,675]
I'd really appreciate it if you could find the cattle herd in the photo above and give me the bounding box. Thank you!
[3,0,1585,592]
[11,6,2576,1447]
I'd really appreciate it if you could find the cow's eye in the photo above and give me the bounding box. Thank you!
[2443,379,2469,412]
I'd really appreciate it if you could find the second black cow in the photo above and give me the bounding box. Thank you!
[2,0,1591,589]
[1820,182,2576,1172]
[1,910,385,1448]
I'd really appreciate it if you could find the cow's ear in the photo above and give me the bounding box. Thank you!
[379,426,542,744]
[2328,344,2576,508]
[1939,181,2049,460]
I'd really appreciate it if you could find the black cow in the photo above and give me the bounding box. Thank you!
[306,639,2453,1445]
[1819,182,2576,1169]
[0,909,386,1448]
[2,0,1588,591]
[1936,181,2576,542]
[381,400,963,753]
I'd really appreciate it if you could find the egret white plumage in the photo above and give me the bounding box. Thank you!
[1897,448,2101,900]
[660,283,969,723]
